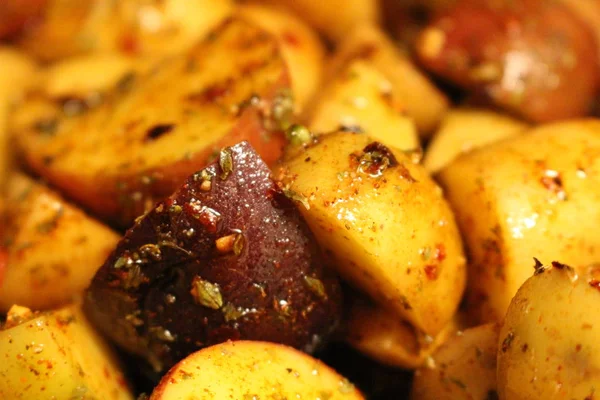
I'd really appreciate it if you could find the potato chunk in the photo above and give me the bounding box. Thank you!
[150,340,364,399]
[0,174,119,312]
[438,120,600,323]
[85,141,342,373]
[14,18,291,226]
[497,262,600,400]
[278,132,466,335]
[0,305,133,400]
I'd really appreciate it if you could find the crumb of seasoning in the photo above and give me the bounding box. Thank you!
[351,142,398,178]
[540,169,567,201]
[200,180,211,191]
[533,257,545,275]
[190,276,223,310]
[222,303,244,322]
[501,331,514,352]
[424,265,438,280]
[145,123,175,142]
[219,148,234,180]
[216,233,244,255]
[303,276,327,300]
[589,279,600,292]
[285,124,312,146]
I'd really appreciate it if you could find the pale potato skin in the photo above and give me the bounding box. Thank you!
[438,120,600,324]
[236,4,325,112]
[326,24,448,135]
[308,60,419,151]
[411,323,500,400]
[150,340,365,400]
[424,108,528,173]
[278,132,466,335]
[0,305,133,400]
[344,299,460,369]
[497,263,600,400]
[17,0,233,61]
[0,174,119,312]
[14,18,290,227]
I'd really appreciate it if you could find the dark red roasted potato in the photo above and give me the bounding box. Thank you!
[0,0,47,39]
[416,0,600,122]
[84,141,342,373]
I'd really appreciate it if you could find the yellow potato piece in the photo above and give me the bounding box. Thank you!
[438,119,600,323]
[150,340,364,399]
[0,174,119,312]
[279,132,466,335]
[411,323,500,400]
[0,305,133,400]
[424,108,528,173]
[309,60,418,151]
[498,262,600,400]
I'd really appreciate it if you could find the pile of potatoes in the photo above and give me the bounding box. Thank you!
[1,0,600,399]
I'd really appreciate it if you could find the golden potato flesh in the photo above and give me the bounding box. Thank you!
[150,340,364,400]
[438,120,600,324]
[13,18,290,226]
[308,60,418,151]
[0,305,133,400]
[411,323,500,400]
[0,174,119,312]
[498,262,600,400]
[424,108,528,174]
[278,132,466,335]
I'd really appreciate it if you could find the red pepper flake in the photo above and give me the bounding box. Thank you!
[501,331,514,352]
[540,170,567,200]
[282,31,301,47]
[120,33,139,55]
[424,265,438,280]
[434,244,446,262]
[589,279,600,292]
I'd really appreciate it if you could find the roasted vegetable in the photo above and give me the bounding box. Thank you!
[14,18,290,226]
[497,261,600,400]
[417,0,600,123]
[411,323,500,400]
[0,304,133,400]
[149,340,364,399]
[278,131,466,336]
[0,173,119,312]
[438,120,600,323]
[85,141,342,373]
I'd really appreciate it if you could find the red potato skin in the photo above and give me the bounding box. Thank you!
[0,0,47,39]
[417,0,600,122]
[84,141,342,373]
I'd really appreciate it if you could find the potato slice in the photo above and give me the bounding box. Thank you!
[278,132,466,335]
[344,299,460,369]
[424,109,528,173]
[17,0,233,61]
[411,323,500,400]
[438,120,600,323]
[0,304,132,400]
[327,24,448,135]
[236,4,325,112]
[14,18,291,226]
[497,262,600,400]
[308,60,418,151]
[0,174,119,312]
[150,340,364,399]
[85,141,342,373]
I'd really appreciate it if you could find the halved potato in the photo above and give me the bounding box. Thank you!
[14,18,290,226]
[17,0,233,61]
[326,24,448,135]
[150,340,364,399]
[308,60,418,151]
[438,119,600,323]
[236,4,325,112]
[497,261,600,400]
[278,132,466,335]
[424,108,528,173]
[411,323,500,400]
[0,304,133,400]
[0,174,119,312]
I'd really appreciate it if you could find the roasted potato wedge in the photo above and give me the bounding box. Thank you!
[16,0,233,61]
[85,141,342,373]
[497,261,600,400]
[14,18,291,226]
[327,24,448,135]
[0,305,133,400]
[416,0,600,123]
[308,60,418,151]
[150,340,364,399]
[236,4,325,112]
[424,108,528,173]
[0,174,119,312]
[278,132,466,335]
[411,323,500,400]
[438,119,600,323]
